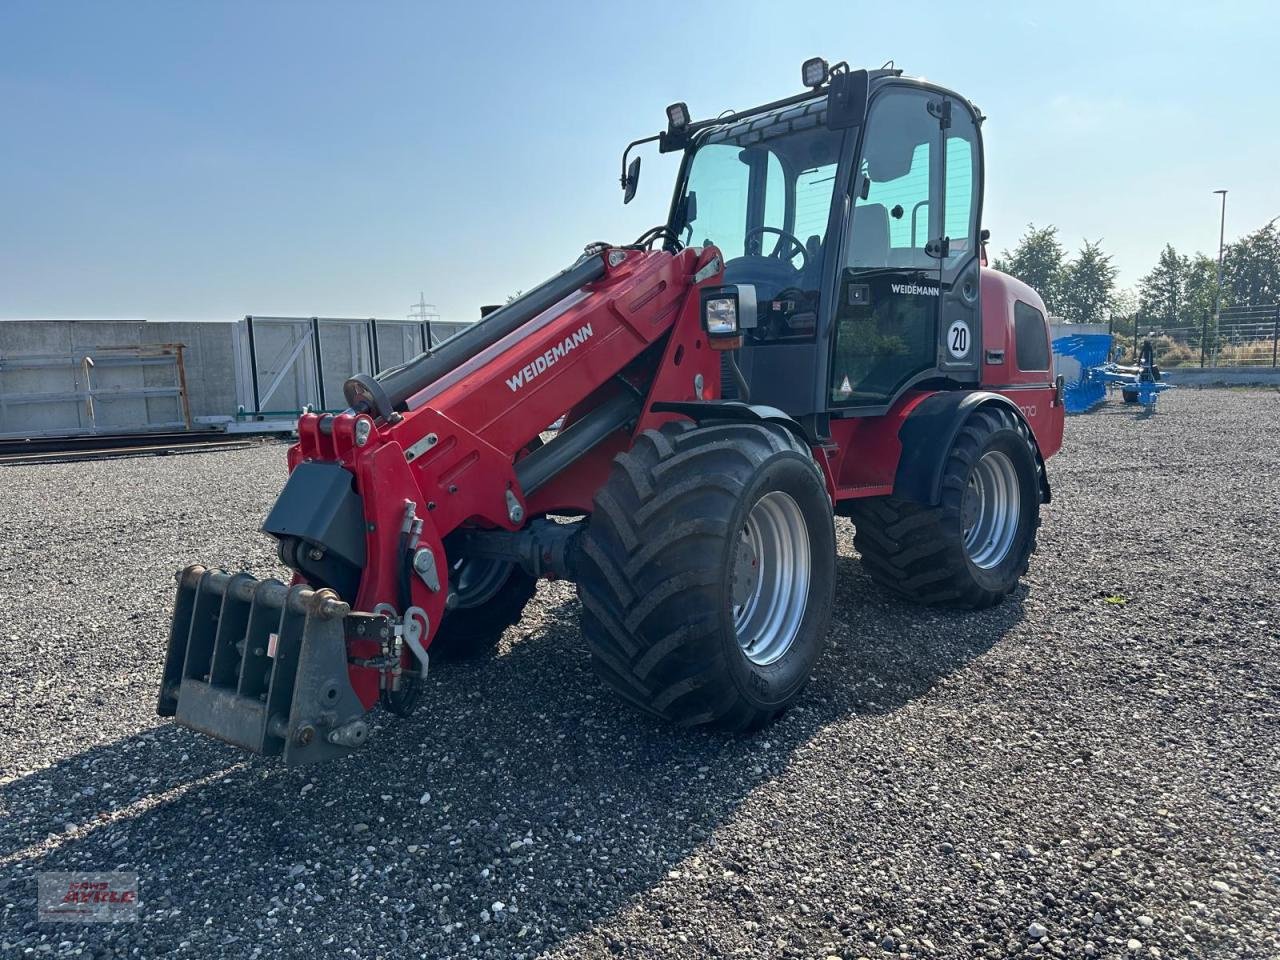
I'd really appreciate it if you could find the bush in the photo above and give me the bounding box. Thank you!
[1216,338,1278,365]
[1146,335,1197,368]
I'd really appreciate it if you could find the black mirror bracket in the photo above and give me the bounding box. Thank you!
[826,68,869,130]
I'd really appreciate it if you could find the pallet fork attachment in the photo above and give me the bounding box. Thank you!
[158,566,377,766]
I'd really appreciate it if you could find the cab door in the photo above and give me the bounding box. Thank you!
[827,86,944,410]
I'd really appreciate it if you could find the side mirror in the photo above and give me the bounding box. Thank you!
[826,69,868,130]
[623,156,641,204]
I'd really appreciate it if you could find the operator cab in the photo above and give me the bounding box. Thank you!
[632,60,985,428]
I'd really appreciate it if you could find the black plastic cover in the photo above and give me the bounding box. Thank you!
[261,462,367,600]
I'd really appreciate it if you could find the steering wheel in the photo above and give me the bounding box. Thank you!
[744,226,807,270]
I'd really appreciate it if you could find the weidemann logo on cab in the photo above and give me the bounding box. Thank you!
[889,282,939,296]
[506,324,594,392]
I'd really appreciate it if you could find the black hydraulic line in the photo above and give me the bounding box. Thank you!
[344,255,608,419]
[727,351,751,402]
[515,390,641,495]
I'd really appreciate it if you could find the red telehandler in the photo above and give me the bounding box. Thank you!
[159,59,1064,764]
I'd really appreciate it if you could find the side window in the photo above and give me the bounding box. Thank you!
[793,162,837,246]
[862,143,930,258]
[683,144,749,259]
[1014,301,1050,371]
[849,89,938,270]
[943,107,979,261]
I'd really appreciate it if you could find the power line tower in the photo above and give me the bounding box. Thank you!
[408,292,441,349]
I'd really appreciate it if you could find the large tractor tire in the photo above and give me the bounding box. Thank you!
[847,404,1039,609]
[427,559,537,660]
[577,420,836,730]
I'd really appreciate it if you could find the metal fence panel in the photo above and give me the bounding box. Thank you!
[1132,303,1279,367]
[237,316,476,417]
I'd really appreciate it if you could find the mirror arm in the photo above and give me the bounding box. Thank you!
[621,134,661,191]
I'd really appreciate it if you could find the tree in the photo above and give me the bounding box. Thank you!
[1059,239,1117,325]
[1112,287,1138,319]
[997,224,1065,314]
[1182,253,1220,328]
[1223,223,1280,305]
[1109,288,1139,359]
[1136,244,1188,329]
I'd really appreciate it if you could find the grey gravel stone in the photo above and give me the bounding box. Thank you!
[1,389,1278,959]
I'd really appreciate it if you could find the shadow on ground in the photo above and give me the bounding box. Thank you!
[1,550,1026,956]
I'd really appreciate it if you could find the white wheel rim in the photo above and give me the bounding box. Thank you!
[961,449,1021,569]
[731,491,811,666]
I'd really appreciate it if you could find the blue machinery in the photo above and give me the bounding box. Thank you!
[1052,331,1172,414]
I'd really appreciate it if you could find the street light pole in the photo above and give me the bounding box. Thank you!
[1212,189,1228,367]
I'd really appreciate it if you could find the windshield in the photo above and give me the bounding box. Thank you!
[673,103,844,343]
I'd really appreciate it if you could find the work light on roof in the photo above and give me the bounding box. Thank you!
[666,102,690,131]
[801,57,829,88]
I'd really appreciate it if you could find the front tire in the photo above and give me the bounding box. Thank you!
[428,560,537,660]
[848,404,1040,609]
[577,420,836,730]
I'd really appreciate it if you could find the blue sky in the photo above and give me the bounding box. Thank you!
[2,1,1277,323]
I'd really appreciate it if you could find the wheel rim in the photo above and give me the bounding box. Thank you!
[731,491,811,666]
[961,449,1021,569]
[451,557,512,609]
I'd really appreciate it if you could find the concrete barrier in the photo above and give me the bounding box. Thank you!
[0,320,238,435]
[1,316,476,438]
[1160,365,1280,388]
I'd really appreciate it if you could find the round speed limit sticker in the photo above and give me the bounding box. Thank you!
[946,320,971,359]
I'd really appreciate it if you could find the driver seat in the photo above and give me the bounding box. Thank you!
[799,234,823,289]
[849,203,890,268]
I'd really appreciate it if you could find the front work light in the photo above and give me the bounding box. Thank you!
[700,285,753,350]
[802,57,829,88]
[666,102,690,131]
[705,297,738,336]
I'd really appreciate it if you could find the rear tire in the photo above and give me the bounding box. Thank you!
[847,404,1039,609]
[577,420,836,730]
[1122,387,1139,404]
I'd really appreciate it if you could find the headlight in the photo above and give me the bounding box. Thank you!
[705,297,738,336]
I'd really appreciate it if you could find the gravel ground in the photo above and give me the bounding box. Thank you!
[1,386,1278,959]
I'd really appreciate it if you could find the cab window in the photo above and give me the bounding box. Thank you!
[860,142,931,266]
[943,111,978,260]
[682,144,749,259]
[1014,301,1050,371]
[677,108,843,345]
